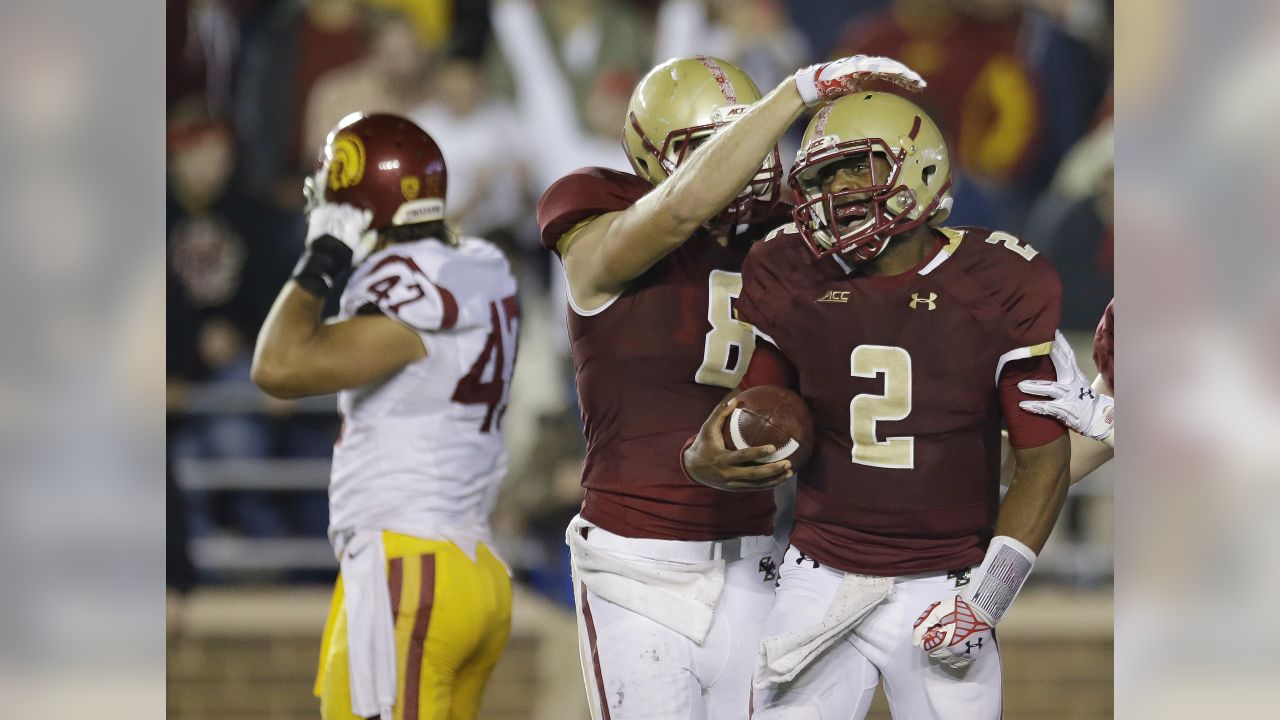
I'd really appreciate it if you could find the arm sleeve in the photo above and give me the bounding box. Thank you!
[997,253,1066,448]
[735,246,784,347]
[535,169,648,252]
[351,255,459,333]
[740,338,799,391]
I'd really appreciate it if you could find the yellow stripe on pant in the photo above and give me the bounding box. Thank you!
[315,532,513,720]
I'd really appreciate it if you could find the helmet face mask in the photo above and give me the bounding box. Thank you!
[792,139,919,262]
[623,57,781,226]
[790,93,953,263]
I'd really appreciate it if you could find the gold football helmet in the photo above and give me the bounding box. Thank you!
[623,56,781,224]
[790,92,952,261]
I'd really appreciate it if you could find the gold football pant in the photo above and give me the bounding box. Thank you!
[315,533,512,720]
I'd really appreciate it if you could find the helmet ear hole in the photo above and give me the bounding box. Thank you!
[922,165,937,186]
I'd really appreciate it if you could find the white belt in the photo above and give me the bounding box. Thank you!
[579,524,775,563]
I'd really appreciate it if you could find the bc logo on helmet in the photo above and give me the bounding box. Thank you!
[327,132,365,191]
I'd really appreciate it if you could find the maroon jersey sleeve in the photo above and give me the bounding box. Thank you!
[1093,298,1115,394]
[737,223,812,347]
[740,339,798,390]
[535,167,651,254]
[985,235,1066,448]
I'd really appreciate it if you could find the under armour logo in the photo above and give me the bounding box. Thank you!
[947,568,972,588]
[817,290,849,303]
[1079,388,1095,400]
[758,556,779,582]
[909,292,937,310]
[965,638,984,654]
[795,552,821,569]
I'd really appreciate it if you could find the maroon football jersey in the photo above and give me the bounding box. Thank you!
[737,224,1064,575]
[537,167,786,540]
[1093,298,1114,394]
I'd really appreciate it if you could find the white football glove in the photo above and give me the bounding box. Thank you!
[306,203,372,252]
[911,595,994,669]
[1018,331,1115,443]
[793,55,926,107]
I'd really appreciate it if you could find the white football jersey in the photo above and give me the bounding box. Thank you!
[328,236,519,554]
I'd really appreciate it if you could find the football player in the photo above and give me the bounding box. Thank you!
[683,92,1071,718]
[252,114,519,720]
[536,56,924,720]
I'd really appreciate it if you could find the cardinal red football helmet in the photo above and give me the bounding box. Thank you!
[311,112,448,231]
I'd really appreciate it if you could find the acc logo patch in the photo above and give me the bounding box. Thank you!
[401,176,420,200]
[327,132,365,191]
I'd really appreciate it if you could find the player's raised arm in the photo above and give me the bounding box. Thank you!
[251,204,427,399]
[554,55,925,310]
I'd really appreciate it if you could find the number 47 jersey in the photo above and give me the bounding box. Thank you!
[329,237,519,542]
[737,225,1065,577]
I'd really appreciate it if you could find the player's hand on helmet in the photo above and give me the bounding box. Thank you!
[683,396,793,492]
[305,202,373,265]
[1018,331,1114,443]
[911,595,994,670]
[793,55,926,107]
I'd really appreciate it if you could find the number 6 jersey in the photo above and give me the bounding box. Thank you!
[329,237,519,549]
[737,225,1065,576]
[537,167,792,541]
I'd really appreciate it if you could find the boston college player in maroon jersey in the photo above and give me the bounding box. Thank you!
[684,93,1071,719]
[537,56,924,720]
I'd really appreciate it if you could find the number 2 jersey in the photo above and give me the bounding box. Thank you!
[328,237,519,549]
[537,167,788,541]
[737,225,1065,576]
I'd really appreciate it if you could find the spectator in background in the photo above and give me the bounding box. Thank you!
[300,9,428,169]
[703,0,810,90]
[1026,117,1113,331]
[409,57,532,248]
[233,0,368,206]
[491,0,631,190]
[366,0,493,61]
[836,0,1108,233]
[543,0,651,119]
[167,105,298,539]
[168,0,242,114]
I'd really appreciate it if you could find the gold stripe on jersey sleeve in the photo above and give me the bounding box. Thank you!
[556,217,595,256]
[1027,340,1052,357]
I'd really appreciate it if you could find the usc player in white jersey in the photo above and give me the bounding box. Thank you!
[253,113,518,720]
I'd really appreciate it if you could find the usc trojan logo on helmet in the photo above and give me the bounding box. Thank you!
[400,176,420,200]
[326,132,365,191]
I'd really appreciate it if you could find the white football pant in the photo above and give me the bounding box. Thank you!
[571,526,780,720]
[752,546,1003,720]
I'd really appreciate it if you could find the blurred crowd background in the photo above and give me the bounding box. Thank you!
[165,0,1114,716]
[15,0,1280,717]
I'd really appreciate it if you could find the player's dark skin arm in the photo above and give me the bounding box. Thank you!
[683,390,794,492]
[996,434,1071,553]
[251,281,426,399]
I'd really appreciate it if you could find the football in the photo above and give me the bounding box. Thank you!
[722,385,815,467]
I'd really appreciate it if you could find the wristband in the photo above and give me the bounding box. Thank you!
[961,535,1036,625]
[291,234,353,298]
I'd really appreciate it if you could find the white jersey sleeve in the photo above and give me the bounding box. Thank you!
[346,252,461,333]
